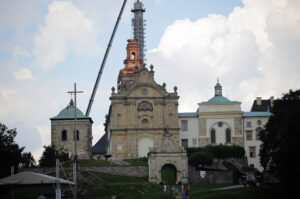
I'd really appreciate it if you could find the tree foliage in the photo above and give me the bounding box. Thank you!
[0,123,35,177]
[39,145,69,167]
[188,151,213,167]
[20,152,35,168]
[187,144,245,159]
[259,89,300,196]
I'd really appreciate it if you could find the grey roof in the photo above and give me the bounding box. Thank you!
[0,172,74,185]
[178,112,198,118]
[250,99,272,112]
[92,134,106,154]
[242,112,272,117]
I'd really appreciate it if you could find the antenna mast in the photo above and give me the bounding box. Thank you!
[86,0,128,116]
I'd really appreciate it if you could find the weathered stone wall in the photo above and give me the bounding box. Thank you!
[109,69,180,159]
[51,119,92,159]
[188,166,234,184]
[23,165,149,178]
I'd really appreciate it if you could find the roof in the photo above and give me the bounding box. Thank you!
[215,82,222,87]
[251,99,272,112]
[200,96,239,104]
[178,112,198,118]
[51,99,90,121]
[242,112,272,117]
[0,172,74,185]
[92,134,106,154]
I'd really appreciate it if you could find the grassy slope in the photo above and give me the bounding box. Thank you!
[190,185,283,199]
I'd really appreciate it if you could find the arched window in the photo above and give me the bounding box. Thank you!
[74,130,79,141]
[256,127,262,140]
[62,130,67,141]
[210,129,216,144]
[131,52,136,60]
[226,128,231,143]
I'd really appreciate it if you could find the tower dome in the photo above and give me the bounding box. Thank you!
[51,99,89,120]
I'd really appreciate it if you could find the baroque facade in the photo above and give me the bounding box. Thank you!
[105,39,180,160]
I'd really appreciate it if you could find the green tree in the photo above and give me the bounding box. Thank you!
[259,89,300,196]
[0,123,24,177]
[20,152,35,168]
[39,145,69,167]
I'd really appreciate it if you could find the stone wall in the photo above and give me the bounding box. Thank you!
[23,165,148,178]
[188,166,234,184]
[51,119,92,159]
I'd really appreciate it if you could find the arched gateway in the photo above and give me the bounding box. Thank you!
[148,130,188,184]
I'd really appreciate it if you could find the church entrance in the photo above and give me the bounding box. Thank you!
[161,164,177,184]
[138,136,153,157]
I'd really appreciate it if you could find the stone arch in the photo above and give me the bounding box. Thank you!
[137,136,154,157]
[161,163,177,184]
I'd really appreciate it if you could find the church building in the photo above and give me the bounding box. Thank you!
[105,39,180,159]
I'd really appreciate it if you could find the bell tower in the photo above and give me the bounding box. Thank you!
[120,39,142,75]
[118,39,143,91]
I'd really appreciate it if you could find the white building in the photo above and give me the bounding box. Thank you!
[177,82,273,171]
[242,97,273,171]
[178,80,243,148]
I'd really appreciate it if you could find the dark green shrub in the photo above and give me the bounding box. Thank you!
[188,144,245,159]
[188,151,213,167]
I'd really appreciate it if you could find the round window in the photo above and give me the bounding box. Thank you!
[257,120,262,126]
[218,122,223,127]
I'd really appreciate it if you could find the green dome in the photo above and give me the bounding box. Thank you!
[200,96,239,104]
[207,96,231,103]
[215,82,222,87]
[51,99,88,120]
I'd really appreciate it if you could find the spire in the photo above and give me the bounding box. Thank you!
[132,0,145,63]
[215,79,222,96]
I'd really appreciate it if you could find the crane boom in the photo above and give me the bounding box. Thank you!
[86,0,128,116]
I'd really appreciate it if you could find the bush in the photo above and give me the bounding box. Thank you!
[187,144,245,159]
[188,151,213,167]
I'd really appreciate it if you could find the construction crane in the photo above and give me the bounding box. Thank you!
[85,0,128,116]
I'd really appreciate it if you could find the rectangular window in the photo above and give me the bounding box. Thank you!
[246,131,253,141]
[246,121,252,128]
[181,139,188,148]
[192,138,197,146]
[181,120,188,131]
[249,146,256,158]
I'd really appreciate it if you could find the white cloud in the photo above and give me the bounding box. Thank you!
[15,67,33,80]
[92,124,105,145]
[147,0,300,111]
[33,1,100,70]
[13,47,30,58]
[33,124,51,161]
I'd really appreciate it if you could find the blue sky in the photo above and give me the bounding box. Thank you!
[0,0,299,160]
